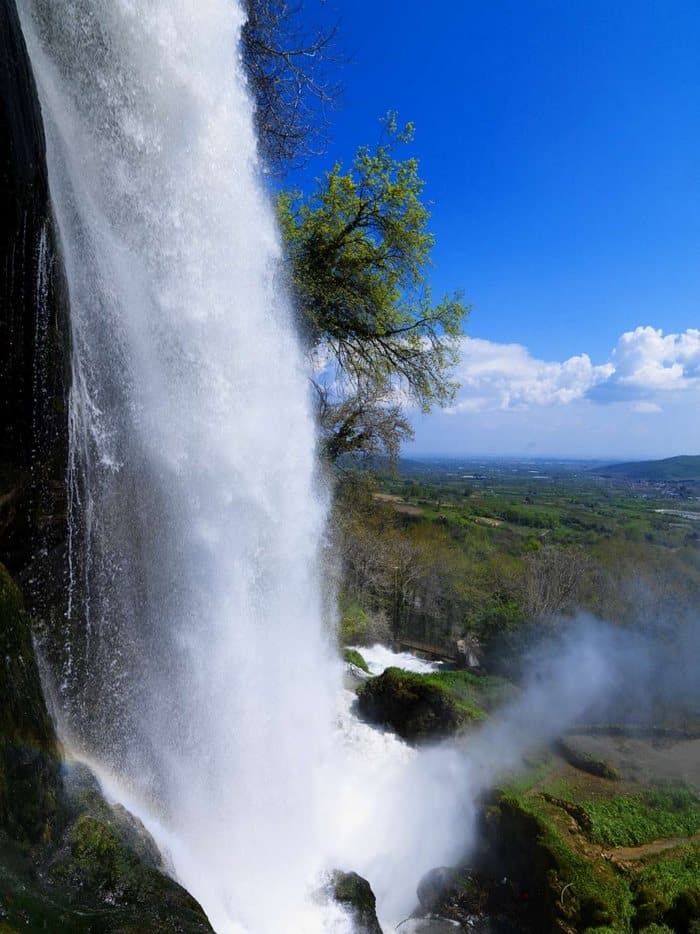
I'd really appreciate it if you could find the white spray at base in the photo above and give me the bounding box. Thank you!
[17,3,625,932]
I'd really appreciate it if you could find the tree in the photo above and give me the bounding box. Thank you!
[523,545,592,620]
[278,115,470,462]
[242,0,342,170]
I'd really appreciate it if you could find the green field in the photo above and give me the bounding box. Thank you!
[336,457,700,662]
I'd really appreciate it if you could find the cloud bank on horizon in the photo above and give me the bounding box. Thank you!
[410,326,700,459]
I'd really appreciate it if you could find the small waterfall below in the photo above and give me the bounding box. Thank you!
[17,2,343,929]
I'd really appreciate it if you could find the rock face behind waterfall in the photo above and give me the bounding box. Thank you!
[0,5,212,929]
[0,0,70,601]
[0,562,59,844]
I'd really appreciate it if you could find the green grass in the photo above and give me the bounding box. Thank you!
[343,648,369,672]
[632,843,700,929]
[417,672,487,722]
[499,791,635,931]
[635,843,700,905]
[425,670,518,712]
[580,787,700,848]
[499,753,555,795]
[555,739,621,781]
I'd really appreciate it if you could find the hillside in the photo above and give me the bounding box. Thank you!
[594,455,700,482]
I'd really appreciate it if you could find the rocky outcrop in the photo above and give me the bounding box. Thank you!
[0,561,60,844]
[330,870,383,934]
[40,761,214,932]
[0,0,70,598]
[356,667,475,743]
[0,561,212,931]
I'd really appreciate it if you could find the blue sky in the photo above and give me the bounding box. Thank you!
[290,1,700,459]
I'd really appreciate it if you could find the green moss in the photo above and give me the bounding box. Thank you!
[0,563,60,844]
[343,648,369,672]
[357,667,483,742]
[425,669,518,712]
[0,827,212,932]
[64,814,146,896]
[331,871,382,934]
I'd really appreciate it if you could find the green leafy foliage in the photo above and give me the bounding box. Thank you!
[278,115,469,460]
[338,598,371,645]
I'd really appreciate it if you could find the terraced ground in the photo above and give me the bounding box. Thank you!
[494,735,700,933]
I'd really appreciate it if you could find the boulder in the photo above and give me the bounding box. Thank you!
[330,870,383,934]
[356,667,470,743]
[0,563,212,932]
[416,866,461,913]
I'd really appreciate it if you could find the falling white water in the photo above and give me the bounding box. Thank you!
[16,5,628,933]
[18,2,345,930]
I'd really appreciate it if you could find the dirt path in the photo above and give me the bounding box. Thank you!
[605,831,700,863]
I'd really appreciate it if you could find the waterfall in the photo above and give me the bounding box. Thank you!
[17,2,344,930]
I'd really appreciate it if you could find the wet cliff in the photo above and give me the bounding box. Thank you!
[0,0,69,602]
[0,5,213,928]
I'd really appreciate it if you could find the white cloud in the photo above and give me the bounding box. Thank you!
[611,326,700,392]
[631,401,662,414]
[447,327,700,415]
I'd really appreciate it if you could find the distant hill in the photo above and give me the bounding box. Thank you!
[593,455,700,482]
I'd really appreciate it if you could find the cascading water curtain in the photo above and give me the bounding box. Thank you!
[18,2,343,930]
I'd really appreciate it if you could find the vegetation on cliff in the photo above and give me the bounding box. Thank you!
[0,564,212,932]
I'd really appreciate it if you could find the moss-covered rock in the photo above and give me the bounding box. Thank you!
[343,648,369,672]
[478,792,635,933]
[554,739,621,781]
[356,667,480,742]
[36,759,212,930]
[0,760,213,932]
[0,562,60,845]
[0,563,211,931]
[0,826,212,933]
[330,870,382,934]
